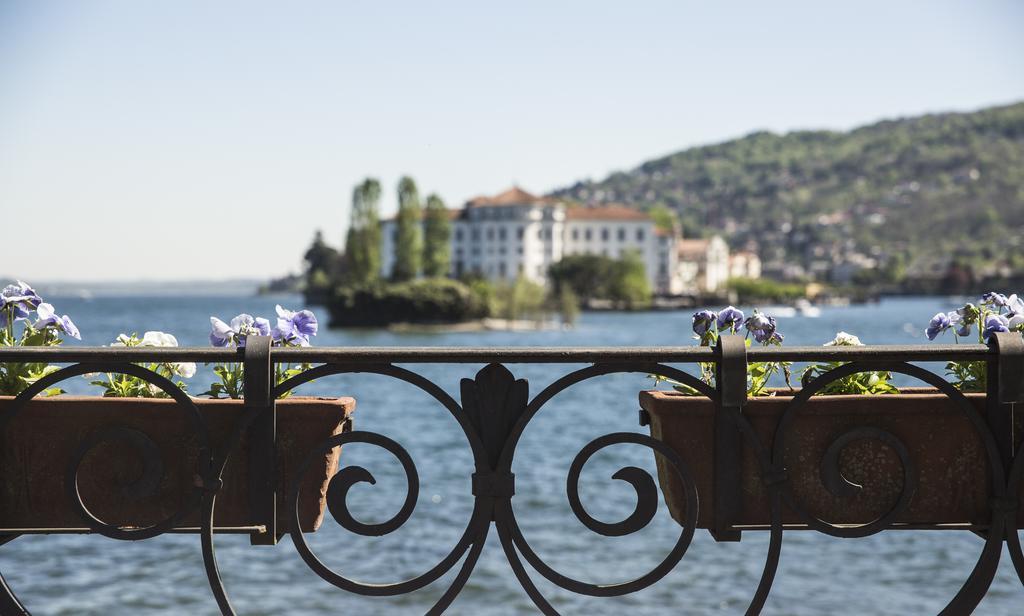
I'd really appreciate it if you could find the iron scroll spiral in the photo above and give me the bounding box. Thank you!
[770,361,1009,614]
[493,364,708,600]
[200,362,491,614]
[0,362,211,614]
[1,362,210,541]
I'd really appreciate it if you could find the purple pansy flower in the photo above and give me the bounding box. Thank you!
[272,305,318,346]
[717,306,745,332]
[209,314,271,347]
[744,312,778,344]
[955,303,979,336]
[983,314,1010,341]
[981,292,1009,308]
[691,310,717,337]
[33,303,80,339]
[1,280,42,320]
[925,312,952,340]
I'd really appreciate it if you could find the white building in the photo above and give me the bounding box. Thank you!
[380,187,743,295]
[676,236,730,293]
[729,250,762,280]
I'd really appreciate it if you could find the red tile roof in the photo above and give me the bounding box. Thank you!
[677,239,711,257]
[564,204,651,221]
[466,187,555,207]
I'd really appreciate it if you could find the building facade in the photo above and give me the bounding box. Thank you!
[380,187,742,295]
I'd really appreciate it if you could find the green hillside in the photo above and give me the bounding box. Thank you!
[553,102,1024,286]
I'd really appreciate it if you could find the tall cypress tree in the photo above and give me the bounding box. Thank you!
[344,178,382,285]
[391,176,422,281]
[422,193,451,278]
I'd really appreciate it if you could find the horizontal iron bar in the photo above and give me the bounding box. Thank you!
[0,347,242,362]
[0,526,265,534]
[0,344,991,364]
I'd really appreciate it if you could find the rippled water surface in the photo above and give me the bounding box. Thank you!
[1,295,1021,614]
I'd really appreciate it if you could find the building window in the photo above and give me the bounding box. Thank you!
[585,228,592,241]
[487,227,494,241]
[499,246,506,255]
[538,228,544,239]
[498,227,507,241]
[517,246,523,255]
[517,226,524,240]
[618,227,626,241]
[392,229,398,242]
[572,228,579,241]
[637,228,645,241]
[471,228,480,242]
[498,262,507,278]
[455,228,463,242]
[601,228,610,241]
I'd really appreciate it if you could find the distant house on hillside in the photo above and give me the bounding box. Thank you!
[380,187,748,295]
[729,250,762,280]
[676,237,730,293]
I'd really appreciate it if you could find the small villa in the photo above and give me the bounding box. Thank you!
[380,187,740,295]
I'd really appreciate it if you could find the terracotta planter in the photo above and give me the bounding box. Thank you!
[640,389,1023,530]
[0,396,354,533]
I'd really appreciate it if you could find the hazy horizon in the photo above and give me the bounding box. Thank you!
[3,1,1023,282]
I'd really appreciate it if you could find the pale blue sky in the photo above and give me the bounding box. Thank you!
[2,1,1022,281]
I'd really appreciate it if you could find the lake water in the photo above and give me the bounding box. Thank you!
[1,294,1021,615]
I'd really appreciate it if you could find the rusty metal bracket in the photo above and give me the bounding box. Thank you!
[244,336,278,545]
[987,331,1022,468]
[712,334,746,542]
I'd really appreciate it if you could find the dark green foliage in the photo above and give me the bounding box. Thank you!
[547,255,611,302]
[328,278,489,327]
[392,176,422,281]
[548,253,651,308]
[302,230,341,302]
[344,178,383,285]
[554,102,1024,277]
[423,193,451,277]
[607,250,651,309]
[491,276,549,321]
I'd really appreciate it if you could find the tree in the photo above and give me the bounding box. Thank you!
[608,250,651,309]
[392,176,422,281]
[547,255,615,302]
[344,178,382,285]
[303,230,339,280]
[422,193,452,277]
[302,230,340,301]
[648,204,679,234]
[548,253,650,308]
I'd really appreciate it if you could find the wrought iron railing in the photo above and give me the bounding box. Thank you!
[0,335,1021,615]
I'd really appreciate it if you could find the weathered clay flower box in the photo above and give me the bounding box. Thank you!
[641,388,1023,529]
[0,396,354,533]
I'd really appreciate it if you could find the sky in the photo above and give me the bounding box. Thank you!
[1,1,1023,282]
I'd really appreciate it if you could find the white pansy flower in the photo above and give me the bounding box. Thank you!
[1006,294,1024,331]
[139,331,196,379]
[110,333,135,347]
[824,331,863,347]
[140,331,179,347]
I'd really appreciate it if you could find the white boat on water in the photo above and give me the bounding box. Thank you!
[795,298,822,317]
